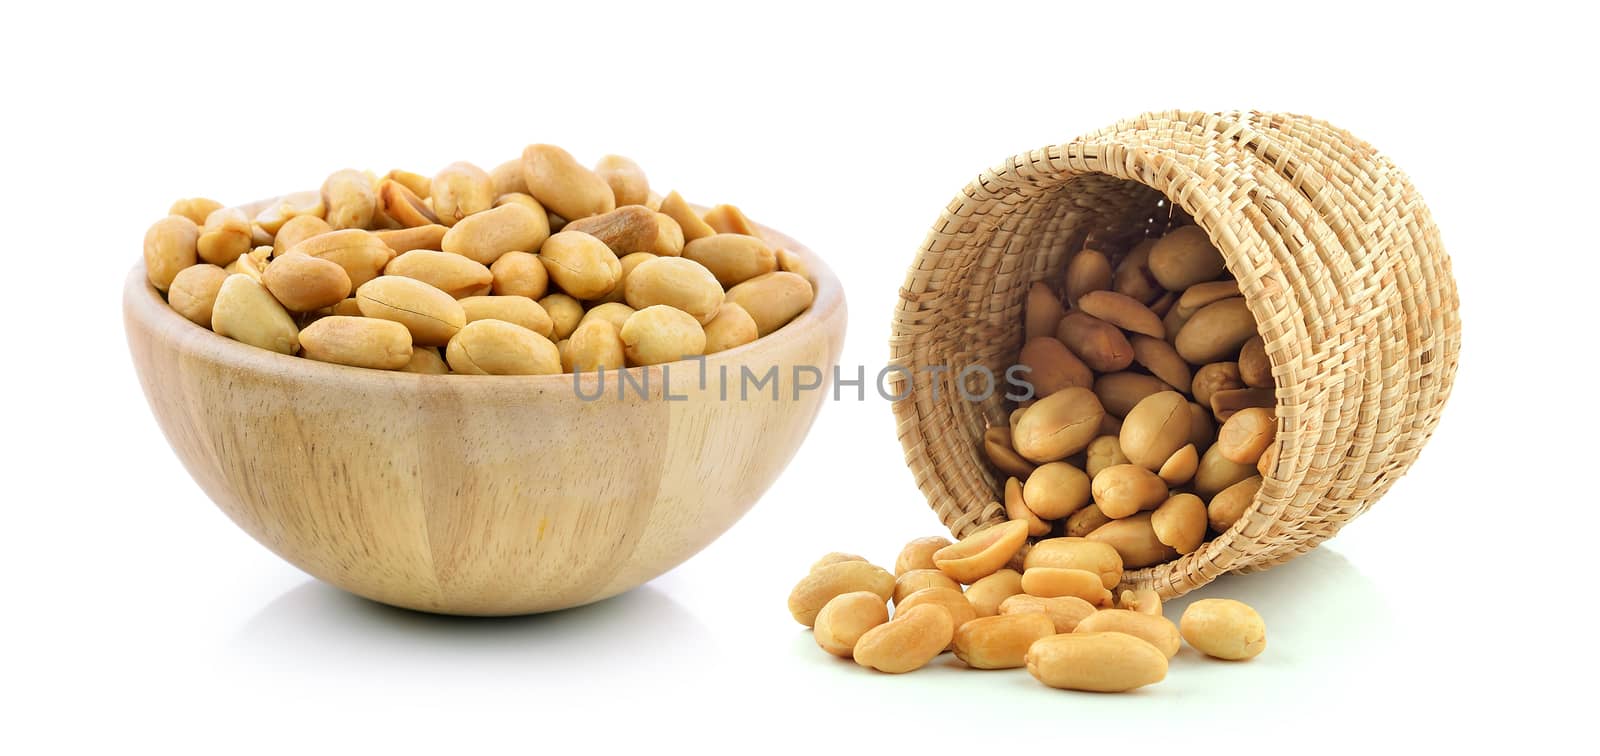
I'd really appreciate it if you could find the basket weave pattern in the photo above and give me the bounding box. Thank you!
[889,111,1459,597]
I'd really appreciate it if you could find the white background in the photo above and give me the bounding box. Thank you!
[2,1,1594,752]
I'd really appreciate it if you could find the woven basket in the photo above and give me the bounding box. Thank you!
[889,111,1459,597]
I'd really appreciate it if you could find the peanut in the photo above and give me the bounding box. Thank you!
[1012,387,1104,463]
[1085,513,1178,568]
[1130,334,1191,390]
[1180,598,1266,660]
[1157,443,1199,486]
[682,233,777,288]
[1208,475,1262,533]
[1065,504,1113,538]
[377,178,439,227]
[169,197,222,226]
[1194,443,1259,497]
[983,426,1036,479]
[431,161,495,226]
[1020,462,1090,520]
[853,604,954,674]
[963,569,1023,617]
[1119,391,1190,470]
[1021,537,1122,589]
[659,190,715,242]
[894,536,952,575]
[1025,283,1064,341]
[1077,290,1163,338]
[299,316,412,370]
[1020,567,1113,605]
[167,264,228,328]
[594,155,649,208]
[618,305,705,366]
[386,249,493,299]
[1091,464,1168,519]
[1093,372,1172,418]
[196,207,252,266]
[521,144,615,221]
[1064,249,1112,306]
[813,591,889,658]
[932,520,1029,584]
[624,256,724,324]
[262,252,352,313]
[1025,632,1168,692]
[565,205,684,257]
[1191,361,1243,407]
[274,215,335,257]
[1075,608,1182,659]
[540,231,622,300]
[893,569,961,605]
[1019,337,1094,397]
[538,293,584,340]
[1148,225,1225,290]
[1084,435,1129,478]
[1118,588,1162,616]
[810,553,867,571]
[488,251,549,299]
[1238,335,1272,388]
[788,560,895,627]
[444,319,561,376]
[1004,477,1049,536]
[372,224,447,256]
[895,587,976,649]
[1216,406,1276,464]
[401,347,449,374]
[356,276,465,346]
[288,228,392,289]
[459,295,553,338]
[1175,297,1256,364]
[1055,311,1133,373]
[702,204,758,236]
[702,303,759,354]
[953,612,1055,669]
[211,274,298,355]
[724,272,813,336]
[578,302,636,333]
[998,594,1096,633]
[1151,493,1207,554]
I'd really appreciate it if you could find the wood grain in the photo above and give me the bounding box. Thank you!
[124,223,846,616]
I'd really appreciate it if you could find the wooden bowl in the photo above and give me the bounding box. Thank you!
[123,223,845,616]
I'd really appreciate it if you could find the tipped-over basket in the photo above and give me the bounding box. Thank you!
[889,110,1459,597]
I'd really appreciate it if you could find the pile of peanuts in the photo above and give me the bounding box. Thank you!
[142,145,815,374]
[985,220,1278,568]
[789,526,1266,691]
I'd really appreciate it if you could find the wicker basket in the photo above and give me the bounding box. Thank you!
[889,111,1460,597]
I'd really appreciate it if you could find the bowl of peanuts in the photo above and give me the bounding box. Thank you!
[125,145,846,616]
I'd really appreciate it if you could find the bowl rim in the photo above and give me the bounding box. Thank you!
[126,209,845,390]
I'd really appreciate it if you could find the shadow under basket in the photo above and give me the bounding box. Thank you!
[889,110,1460,598]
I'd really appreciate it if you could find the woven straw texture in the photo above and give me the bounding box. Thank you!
[889,111,1459,597]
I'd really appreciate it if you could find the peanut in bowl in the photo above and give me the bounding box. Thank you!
[124,189,845,616]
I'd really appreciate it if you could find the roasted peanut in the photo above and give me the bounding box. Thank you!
[1191,361,1243,407]
[444,319,563,375]
[1019,337,1094,397]
[932,521,1028,585]
[1130,334,1192,392]
[725,272,813,336]
[1025,283,1064,341]
[984,426,1036,479]
[1194,443,1258,497]
[225,249,264,281]
[567,205,685,257]
[1148,225,1226,291]
[1092,464,1169,519]
[619,304,705,365]
[299,316,412,370]
[1119,391,1190,470]
[1012,387,1104,463]
[788,560,895,626]
[521,144,615,221]
[592,251,656,305]
[1210,387,1275,423]
[383,169,431,199]
[538,293,584,340]
[1055,311,1133,373]
[1175,297,1256,364]
[1208,475,1262,533]
[1158,444,1199,486]
[624,256,724,324]
[1077,290,1163,338]
[896,587,977,649]
[893,569,962,605]
[356,276,465,346]
[169,197,223,226]
[954,612,1055,670]
[702,303,759,354]
[371,224,447,256]
[895,536,953,575]
[659,190,716,242]
[1021,537,1122,589]
[1020,462,1090,520]
[999,594,1096,633]
[401,347,449,374]
[1025,632,1168,692]
[1238,334,1272,388]
[432,161,495,226]
[377,178,439,228]
[288,228,392,288]
[1189,402,1216,452]
[682,233,776,288]
[540,231,622,300]
[594,155,649,207]
[1151,493,1207,554]
[386,249,493,299]
[1065,504,1113,538]
[1086,513,1178,568]
[439,202,550,265]
[1076,608,1182,659]
[814,591,890,658]
[1180,598,1266,660]
[1118,588,1162,616]
[1257,442,1278,478]
[702,204,758,236]
[319,169,377,230]
[459,295,553,338]
[487,251,548,299]
[167,264,228,327]
[1093,372,1172,418]
[853,604,954,674]
[964,569,1024,617]
[253,190,324,236]
[1064,249,1112,306]
[1084,435,1130,478]
[1112,239,1163,305]
[196,207,252,266]
[211,274,298,354]
[262,252,351,313]
[1216,407,1276,464]
[1005,478,1049,536]
[578,302,636,333]
[274,215,335,257]
[1176,279,1241,317]
[1020,567,1112,605]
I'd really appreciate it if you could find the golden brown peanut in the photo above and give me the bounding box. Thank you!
[1064,249,1112,306]
[1112,239,1163,305]
[1119,391,1190,471]
[167,264,228,327]
[1077,290,1164,338]
[432,161,496,226]
[377,178,440,228]
[681,233,777,288]
[1148,225,1226,291]
[169,197,223,226]
[1180,598,1266,660]
[896,588,977,649]
[1151,493,1207,554]
[1018,337,1093,398]
[853,604,954,674]
[575,302,634,333]
[1021,462,1091,520]
[964,569,1023,617]
[521,144,615,221]
[702,303,759,354]
[1025,283,1064,341]
[1065,504,1113,538]
[371,224,447,257]
[1130,334,1192,390]
[895,536,952,575]
[1211,387,1275,423]
[298,316,412,370]
[725,271,813,336]
[1076,609,1182,659]
[1026,632,1168,692]
[619,304,705,366]
[1084,436,1130,478]
[444,319,561,375]
[1086,513,1178,568]
[494,192,542,212]
[288,228,392,288]
[813,591,889,658]
[1158,444,1199,486]
[401,347,449,374]
[659,190,716,242]
[356,276,466,346]
[262,252,352,313]
[1194,444,1259,498]
[1238,334,1272,388]
[564,205,685,258]
[1092,464,1169,519]
[385,249,493,299]
[196,207,252,266]
[1175,297,1256,364]
[485,251,548,300]
[1118,588,1162,617]
[316,170,375,230]
[1055,311,1133,373]
[1192,361,1244,407]
[441,202,550,265]
[211,274,299,354]
[933,521,1028,585]
[999,594,1096,633]
[539,293,584,340]
[253,191,325,235]
[811,552,867,571]
[274,215,334,257]
[1021,568,1112,605]
[1093,372,1171,418]
[1176,279,1241,317]
[954,612,1055,670]
[489,159,528,197]
[1217,407,1276,464]
[1004,479,1049,537]
[591,251,656,305]
[1189,402,1216,452]
[226,250,264,282]
[623,256,724,324]
[1012,387,1105,464]
[788,560,895,626]
[893,569,962,605]
[540,231,622,299]
[1021,537,1122,589]
[1257,443,1278,478]
[459,295,553,338]
[702,204,758,236]
[1209,475,1262,533]
[593,154,648,207]
[984,426,1036,479]
[383,169,431,199]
